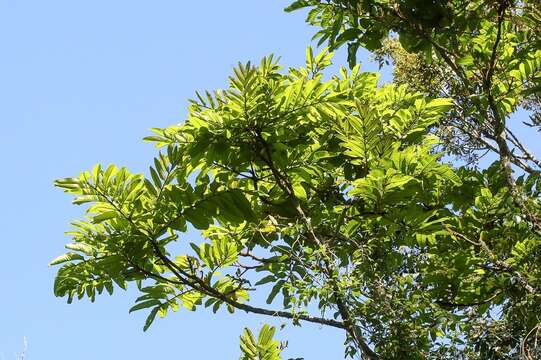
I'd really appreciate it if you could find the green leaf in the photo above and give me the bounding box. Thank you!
[336,28,362,45]
[92,211,117,224]
[255,275,276,286]
[425,98,454,112]
[457,55,474,66]
[266,280,285,304]
[129,300,161,313]
[184,208,210,230]
[292,183,307,201]
[64,243,93,256]
[284,0,312,12]
[49,253,84,266]
[228,190,257,222]
[143,307,159,332]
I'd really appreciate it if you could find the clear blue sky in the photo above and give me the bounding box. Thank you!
[1,1,538,360]
[0,1,382,359]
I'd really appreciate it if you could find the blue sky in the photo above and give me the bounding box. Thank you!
[0,1,381,359]
[1,1,539,360]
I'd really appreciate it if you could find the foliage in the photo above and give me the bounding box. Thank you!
[51,47,541,358]
[240,325,283,360]
[50,0,541,358]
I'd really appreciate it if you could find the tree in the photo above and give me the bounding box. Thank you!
[51,1,541,359]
